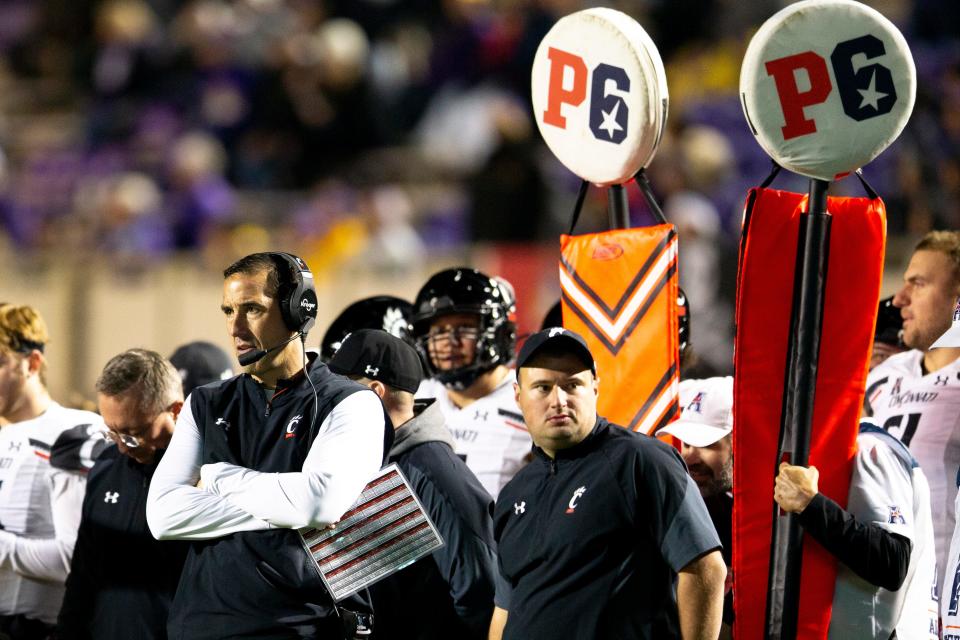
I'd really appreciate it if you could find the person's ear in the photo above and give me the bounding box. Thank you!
[169,400,184,420]
[25,350,43,377]
[369,380,387,400]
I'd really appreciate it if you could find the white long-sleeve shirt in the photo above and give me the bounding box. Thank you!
[147,389,385,540]
[0,402,102,624]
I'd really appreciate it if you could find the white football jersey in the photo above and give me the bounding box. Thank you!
[0,402,103,624]
[417,370,531,498]
[865,349,960,594]
[829,427,938,639]
[941,483,960,639]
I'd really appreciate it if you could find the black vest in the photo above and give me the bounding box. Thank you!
[168,362,390,640]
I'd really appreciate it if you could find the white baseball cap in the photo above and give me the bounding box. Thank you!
[656,376,733,447]
[932,297,960,349]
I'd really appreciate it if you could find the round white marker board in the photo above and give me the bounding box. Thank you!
[531,8,668,186]
[740,0,915,181]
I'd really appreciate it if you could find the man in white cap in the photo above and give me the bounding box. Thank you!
[864,230,960,594]
[658,377,733,502]
[657,377,734,636]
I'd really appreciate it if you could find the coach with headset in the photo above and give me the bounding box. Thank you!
[146,252,392,639]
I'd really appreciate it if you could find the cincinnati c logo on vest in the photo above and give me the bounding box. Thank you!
[285,415,302,440]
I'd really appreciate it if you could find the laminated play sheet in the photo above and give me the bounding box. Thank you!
[299,464,444,601]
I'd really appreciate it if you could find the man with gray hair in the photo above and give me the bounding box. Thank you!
[57,349,188,639]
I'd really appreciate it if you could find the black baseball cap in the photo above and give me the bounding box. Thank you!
[516,327,596,374]
[169,341,234,396]
[875,295,903,346]
[328,329,423,394]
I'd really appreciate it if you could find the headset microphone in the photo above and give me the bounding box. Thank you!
[237,331,303,367]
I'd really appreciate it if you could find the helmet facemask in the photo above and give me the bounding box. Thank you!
[416,309,514,390]
[412,269,517,391]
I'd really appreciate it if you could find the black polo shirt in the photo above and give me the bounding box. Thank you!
[58,446,189,639]
[493,418,720,640]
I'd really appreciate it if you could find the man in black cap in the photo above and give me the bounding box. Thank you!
[490,328,726,640]
[328,329,497,640]
[869,296,905,371]
[168,341,234,397]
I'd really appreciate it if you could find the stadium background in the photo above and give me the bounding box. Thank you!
[0,0,955,405]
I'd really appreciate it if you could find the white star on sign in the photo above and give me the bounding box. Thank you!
[857,70,888,111]
[598,100,624,139]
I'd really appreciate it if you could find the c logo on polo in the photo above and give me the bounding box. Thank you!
[531,8,667,186]
[740,0,915,181]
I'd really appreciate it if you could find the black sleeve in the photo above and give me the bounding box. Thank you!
[55,493,96,639]
[632,437,721,572]
[797,493,910,591]
[407,456,496,639]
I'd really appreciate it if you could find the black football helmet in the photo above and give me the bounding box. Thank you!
[412,268,517,389]
[875,295,903,347]
[321,296,414,362]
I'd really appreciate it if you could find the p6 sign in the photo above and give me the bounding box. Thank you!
[542,48,631,145]
[532,8,667,186]
[740,0,915,182]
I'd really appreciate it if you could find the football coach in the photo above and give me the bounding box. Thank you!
[489,328,726,640]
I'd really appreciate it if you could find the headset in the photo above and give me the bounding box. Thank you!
[237,252,318,367]
[270,252,319,334]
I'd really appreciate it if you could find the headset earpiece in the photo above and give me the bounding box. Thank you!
[269,252,318,334]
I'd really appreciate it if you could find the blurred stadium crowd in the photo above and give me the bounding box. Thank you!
[0,0,958,378]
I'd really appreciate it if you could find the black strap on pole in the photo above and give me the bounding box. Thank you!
[608,184,630,229]
[764,178,832,640]
[633,168,667,224]
[567,179,591,235]
[760,161,783,189]
[854,169,880,200]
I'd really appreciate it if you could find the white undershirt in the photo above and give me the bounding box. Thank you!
[147,389,385,540]
[0,403,101,624]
